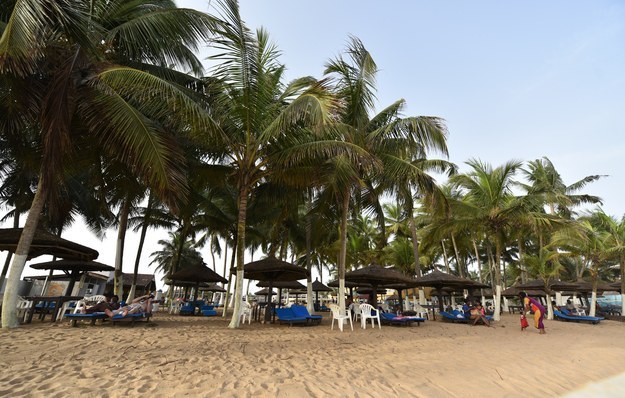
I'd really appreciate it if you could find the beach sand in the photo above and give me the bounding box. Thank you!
[1,312,624,397]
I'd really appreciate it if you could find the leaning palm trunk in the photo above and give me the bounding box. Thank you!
[114,198,131,298]
[2,179,46,329]
[228,183,249,328]
[0,212,20,292]
[127,193,154,302]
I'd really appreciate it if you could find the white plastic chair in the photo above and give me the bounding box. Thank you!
[329,304,353,332]
[240,301,252,324]
[71,295,107,315]
[351,303,362,322]
[359,303,381,329]
[414,304,429,320]
[16,297,33,323]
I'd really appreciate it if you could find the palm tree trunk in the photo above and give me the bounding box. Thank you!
[518,238,526,283]
[305,197,314,314]
[451,234,464,278]
[228,180,249,329]
[493,239,503,321]
[409,216,426,304]
[127,193,154,302]
[590,267,598,317]
[0,212,20,292]
[472,239,485,304]
[621,255,625,315]
[2,178,46,329]
[220,238,228,306]
[441,240,450,273]
[114,197,131,298]
[337,189,350,311]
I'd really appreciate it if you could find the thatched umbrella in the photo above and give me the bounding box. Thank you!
[199,284,227,293]
[411,270,489,311]
[257,280,306,307]
[243,257,309,322]
[29,260,114,296]
[0,228,99,260]
[312,278,332,306]
[170,263,228,312]
[254,288,276,302]
[344,265,414,308]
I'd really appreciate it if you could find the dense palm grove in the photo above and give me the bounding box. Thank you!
[0,0,623,329]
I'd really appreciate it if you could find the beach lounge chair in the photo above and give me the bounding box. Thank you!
[329,304,353,332]
[111,311,152,327]
[201,305,217,316]
[359,303,381,329]
[380,312,425,327]
[439,310,470,323]
[554,309,604,324]
[290,305,322,325]
[178,303,196,316]
[274,307,308,326]
[65,312,109,327]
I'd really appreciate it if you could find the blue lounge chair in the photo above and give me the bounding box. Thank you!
[440,310,470,323]
[274,308,308,326]
[201,305,217,316]
[380,312,425,326]
[111,311,152,327]
[290,305,322,324]
[65,312,108,327]
[554,309,604,324]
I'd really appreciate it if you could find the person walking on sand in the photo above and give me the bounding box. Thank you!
[519,292,546,334]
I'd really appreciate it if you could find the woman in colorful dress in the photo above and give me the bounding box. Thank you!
[519,292,546,334]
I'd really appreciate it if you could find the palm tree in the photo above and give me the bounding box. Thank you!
[202,0,338,328]
[321,37,450,311]
[447,159,525,320]
[523,247,563,319]
[520,157,602,218]
[581,208,625,313]
[0,0,219,328]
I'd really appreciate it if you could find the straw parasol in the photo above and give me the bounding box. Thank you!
[169,263,228,307]
[312,278,332,305]
[0,228,99,260]
[198,284,227,293]
[29,260,114,295]
[344,265,414,308]
[411,269,489,311]
[243,257,308,322]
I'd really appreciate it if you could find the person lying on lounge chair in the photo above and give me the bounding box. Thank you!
[84,293,120,314]
[105,294,153,318]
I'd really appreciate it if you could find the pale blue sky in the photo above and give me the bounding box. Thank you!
[183,0,625,215]
[16,1,625,284]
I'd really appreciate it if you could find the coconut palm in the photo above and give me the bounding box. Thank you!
[445,159,525,320]
[201,0,339,328]
[0,0,219,328]
[321,37,450,311]
[520,157,603,218]
[580,208,625,313]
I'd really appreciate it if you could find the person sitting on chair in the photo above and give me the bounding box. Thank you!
[470,302,490,326]
[105,294,153,318]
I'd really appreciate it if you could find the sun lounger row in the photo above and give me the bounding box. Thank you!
[439,310,493,323]
[274,305,322,326]
[380,312,425,326]
[64,311,152,327]
[554,309,604,324]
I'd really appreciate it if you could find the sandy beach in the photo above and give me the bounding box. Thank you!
[1,312,625,397]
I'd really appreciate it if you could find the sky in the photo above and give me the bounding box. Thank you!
[10,1,625,288]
